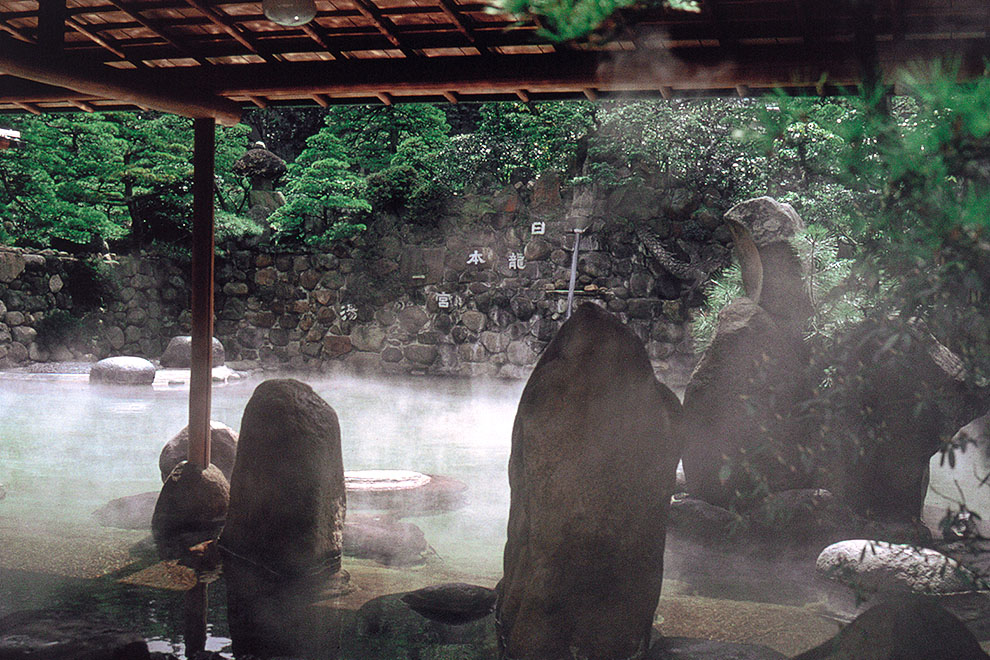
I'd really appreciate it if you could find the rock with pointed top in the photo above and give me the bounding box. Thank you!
[497,303,682,660]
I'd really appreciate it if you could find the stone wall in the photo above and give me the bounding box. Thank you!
[0,172,733,386]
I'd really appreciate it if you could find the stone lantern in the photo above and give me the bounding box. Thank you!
[232,141,287,221]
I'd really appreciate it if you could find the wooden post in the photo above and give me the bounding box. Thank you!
[188,118,215,470]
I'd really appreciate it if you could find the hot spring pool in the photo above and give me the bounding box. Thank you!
[1,371,988,657]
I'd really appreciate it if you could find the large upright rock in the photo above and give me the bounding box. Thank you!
[220,379,349,659]
[681,198,814,507]
[220,378,345,577]
[816,319,988,521]
[497,303,682,660]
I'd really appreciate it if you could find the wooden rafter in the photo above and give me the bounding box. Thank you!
[37,0,67,52]
[104,0,209,65]
[67,17,137,64]
[181,0,280,64]
[349,0,416,57]
[299,23,346,60]
[0,19,33,43]
[435,0,476,44]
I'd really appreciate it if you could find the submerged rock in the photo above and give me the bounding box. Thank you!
[344,470,467,513]
[89,356,155,385]
[647,636,785,660]
[0,611,150,660]
[497,303,682,660]
[343,513,428,566]
[159,421,238,482]
[792,597,989,660]
[401,583,497,625]
[93,491,158,529]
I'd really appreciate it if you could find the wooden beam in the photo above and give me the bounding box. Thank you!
[442,90,459,103]
[13,100,40,114]
[312,93,330,107]
[376,91,393,105]
[582,87,599,101]
[68,99,96,112]
[0,20,33,43]
[299,23,346,60]
[0,34,241,124]
[188,117,215,471]
[436,0,476,44]
[247,94,267,109]
[515,88,530,102]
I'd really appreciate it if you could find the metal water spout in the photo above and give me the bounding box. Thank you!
[565,188,594,318]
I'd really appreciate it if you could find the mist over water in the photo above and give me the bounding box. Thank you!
[0,374,522,575]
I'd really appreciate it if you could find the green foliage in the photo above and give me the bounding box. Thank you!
[0,112,253,250]
[271,131,370,246]
[750,66,990,382]
[691,264,744,352]
[491,0,699,42]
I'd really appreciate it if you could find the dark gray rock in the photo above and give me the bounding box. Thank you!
[151,462,229,559]
[159,336,225,368]
[343,514,428,566]
[92,491,158,529]
[89,356,155,385]
[158,421,238,482]
[497,303,682,660]
[401,583,497,625]
[681,298,811,507]
[0,612,150,660]
[792,597,989,660]
[220,378,345,578]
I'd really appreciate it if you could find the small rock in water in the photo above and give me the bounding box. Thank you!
[343,514,429,566]
[401,583,497,625]
[93,491,158,529]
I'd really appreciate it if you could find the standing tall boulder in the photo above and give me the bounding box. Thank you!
[497,303,682,660]
[220,378,349,659]
[681,198,814,507]
[220,378,345,577]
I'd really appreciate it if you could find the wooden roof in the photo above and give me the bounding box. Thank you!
[0,0,987,124]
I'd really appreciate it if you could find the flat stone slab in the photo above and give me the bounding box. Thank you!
[0,611,150,660]
[344,470,467,513]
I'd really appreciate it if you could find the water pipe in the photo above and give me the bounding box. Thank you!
[565,227,585,319]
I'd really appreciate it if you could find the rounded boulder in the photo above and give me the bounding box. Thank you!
[160,336,225,368]
[89,356,156,385]
[159,420,239,482]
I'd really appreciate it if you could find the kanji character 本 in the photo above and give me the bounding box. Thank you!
[467,250,486,265]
